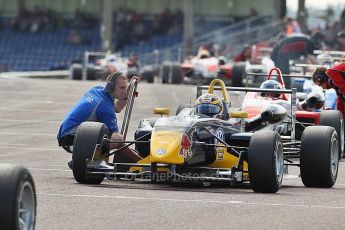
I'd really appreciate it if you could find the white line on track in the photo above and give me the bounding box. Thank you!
[0,146,60,151]
[36,193,345,209]
[0,119,60,123]
[0,143,27,146]
[0,108,66,113]
[0,132,56,136]
[28,168,70,172]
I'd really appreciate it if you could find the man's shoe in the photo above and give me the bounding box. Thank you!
[68,160,73,170]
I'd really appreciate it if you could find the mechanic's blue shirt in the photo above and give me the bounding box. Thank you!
[58,86,117,139]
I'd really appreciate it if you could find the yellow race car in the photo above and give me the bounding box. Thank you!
[72,79,339,193]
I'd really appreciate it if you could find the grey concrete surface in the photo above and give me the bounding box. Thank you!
[0,76,345,230]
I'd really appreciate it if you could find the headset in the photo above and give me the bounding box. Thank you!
[105,71,124,94]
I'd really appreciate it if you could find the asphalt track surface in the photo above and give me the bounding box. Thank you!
[1,76,345,230]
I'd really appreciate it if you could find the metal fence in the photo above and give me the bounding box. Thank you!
[137,16,283,68]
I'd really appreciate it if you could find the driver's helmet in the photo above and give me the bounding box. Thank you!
[195,93,223,117]
[260,80,283,98]
[198,50,210,59]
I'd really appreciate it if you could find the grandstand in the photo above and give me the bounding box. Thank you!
[0,0,280,72]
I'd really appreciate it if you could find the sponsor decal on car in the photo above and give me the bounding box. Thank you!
[156,148,166,155]
[180,134,192,158]
[215,128,225,160]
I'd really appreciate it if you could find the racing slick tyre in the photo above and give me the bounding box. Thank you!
[171,63,184,84]
[300,126,339,188]
[72,122,109,184]
[319,110,344,158]
[69,63,82,80]
[142,70,155,83]
[160,62,183,84]
[231,62,245,87]
[175,104,193,115]
[0,164,36,230]
[248,131,284,193]
[86,66,97,80]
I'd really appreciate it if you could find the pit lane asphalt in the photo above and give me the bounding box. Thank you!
[1,76,345,230]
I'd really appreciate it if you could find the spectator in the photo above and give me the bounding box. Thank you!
[65,29,90,45]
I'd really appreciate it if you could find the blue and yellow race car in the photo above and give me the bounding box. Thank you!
[71,79,339,193]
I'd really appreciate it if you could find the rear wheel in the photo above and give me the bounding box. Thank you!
[0,164,36,230]
[300,126,339,187]
[86,67,96,80]
[142,70,155,83]
[160,62,183,84]
[231,63,245,87]
[69,63,82,80]
[72,122,109,184]
[248,131,284,193]
[319,110,344,158]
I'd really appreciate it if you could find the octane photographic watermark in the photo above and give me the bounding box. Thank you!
[105,171,223,182]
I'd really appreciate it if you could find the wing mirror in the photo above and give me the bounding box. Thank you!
[153,108,170,116]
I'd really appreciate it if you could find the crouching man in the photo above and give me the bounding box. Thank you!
[57,71,142,169]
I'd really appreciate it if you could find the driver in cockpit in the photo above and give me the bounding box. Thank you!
[195,93,225,119]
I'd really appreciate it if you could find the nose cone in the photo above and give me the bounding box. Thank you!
[150,131,186,164]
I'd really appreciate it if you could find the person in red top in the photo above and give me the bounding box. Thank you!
[234,44,252,62]
[312,63,345,118]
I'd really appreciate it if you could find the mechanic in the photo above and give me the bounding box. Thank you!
[312,64,345,118]
[57,71,142,169]
[271,32,324,77]
[195,93,224,119]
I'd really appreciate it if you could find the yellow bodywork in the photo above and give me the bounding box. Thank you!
[129,79,249,176]
[150,131,185,164]
[130,131,248,176]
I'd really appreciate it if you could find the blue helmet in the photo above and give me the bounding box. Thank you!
[260,80,283,98]
[195,94,223,117]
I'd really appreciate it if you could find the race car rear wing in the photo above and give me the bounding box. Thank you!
[196,84,298,141]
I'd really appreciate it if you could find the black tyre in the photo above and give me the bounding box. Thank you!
[300,126,339,187]
[171,63,183,84]
[176,104,193,115]
[0,164,36,230]
[231,62,245,87]
[86,66,97,80]
[69,63,82,80]
[160,62,183,84]
[319,110,344,158]
[248,131,284,193]
[72,122,109,184]
[142,70,155,83]
[160,63,170,84]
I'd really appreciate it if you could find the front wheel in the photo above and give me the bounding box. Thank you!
[72,122,109,184]
[248,131,284,193]
[319,110,344,158]
[300,126,339,187]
